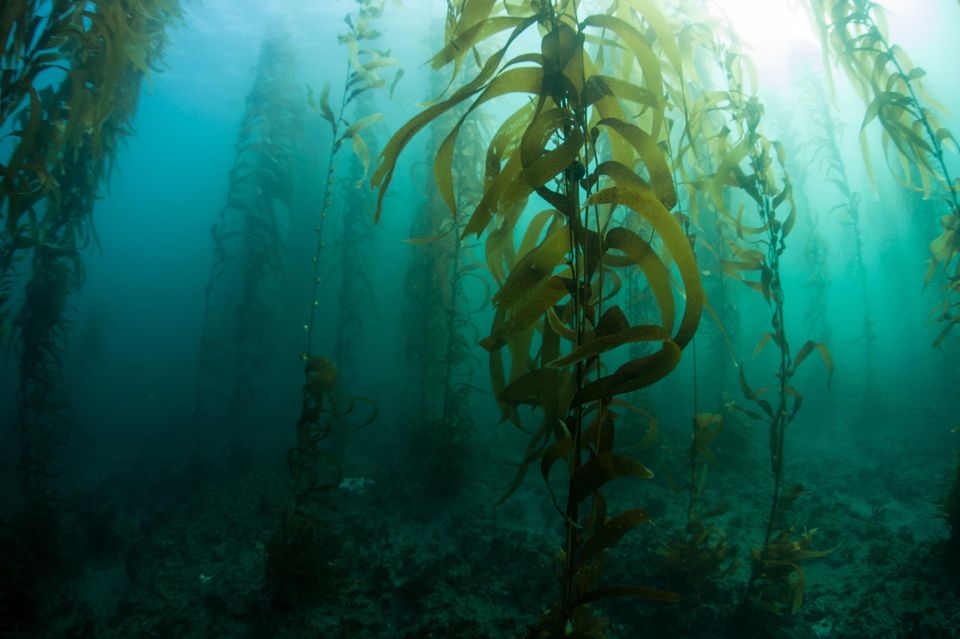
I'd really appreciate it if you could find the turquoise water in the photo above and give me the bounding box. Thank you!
[2,1,959,637]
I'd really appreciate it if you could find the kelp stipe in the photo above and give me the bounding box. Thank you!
[0,1,181,630]
[3,0,181,518]
[686,37,833,616]
[399,37,488,501]
[373,1,704,632]
[332,5,401,382]
[802,72,874,379]
[267,0,394,605]
[192,34,308,463]
[802,0,960,346]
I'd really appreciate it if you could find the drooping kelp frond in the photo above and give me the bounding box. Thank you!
[799,0,960,345]
[0,1,182,305]
[749,524,832,615]
[374,0,703,632]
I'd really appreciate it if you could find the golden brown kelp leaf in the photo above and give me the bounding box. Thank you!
[750,528,832,615]
[375,2,705,631]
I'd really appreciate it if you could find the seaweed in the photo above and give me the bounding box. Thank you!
[332,8,399,382]
[803,69,876,389]
[192,33,309,461]
[2,0,181,555]
[676,27,834,614]
[267,0,397,602]
[400,53,489,500]
[802,0,960,346]
[373,1,705,632]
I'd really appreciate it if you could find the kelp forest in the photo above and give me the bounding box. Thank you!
[1,0,959,637]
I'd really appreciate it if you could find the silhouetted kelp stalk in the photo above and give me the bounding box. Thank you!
[802,72,875,384]
[192,34,308,460]
[656,4,754,592]
[333,86,381,382]
[266,0,394,604]
[2,0,181,527]
[374,0,704,632]
[802,0,960,347]
[689,39,834,616]
[400,69,488,497]
[294,0,396,502]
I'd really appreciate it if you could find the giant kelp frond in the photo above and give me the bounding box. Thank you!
[374,1,703,632]
[282,0,398,574]
[302,0,399,358]
[1,0,182,324]
[673,18,834,614]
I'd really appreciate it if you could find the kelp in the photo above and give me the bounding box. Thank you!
[301,0,399,356]
[401,57,488,497]
[2,2,181,558]
[321,2,403,385]
[689,38,833,615]
[192,34,309,459]
[1,2,182,323]
[374,0,704,632]
[278,0,398,567]
[334,66,387,381]
[801,0,960,345]
[749,524,832,615]
[267,354,376,602]
[802,70,876,384]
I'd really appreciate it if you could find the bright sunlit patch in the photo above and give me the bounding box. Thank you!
[711,0,818,86]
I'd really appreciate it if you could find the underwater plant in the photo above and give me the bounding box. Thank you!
[330,0,406,385]
[267,0,396,602]
[301,0,399,361]
[374,0,705,632]
[400,56,489,499]
[268,354,374,604]
[686,37,834,615]
[2,1,181,556]
[802,73,873,366]
[334,128,379,380]
[193,33,309,461]
[802,0,960,346]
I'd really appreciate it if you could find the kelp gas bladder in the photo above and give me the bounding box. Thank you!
[373,0,703,632]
